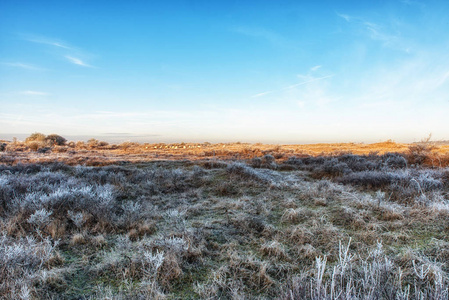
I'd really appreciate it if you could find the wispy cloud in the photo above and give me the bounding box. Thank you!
[350,53,449,112]
[65,56,92,67]
[250,73,335,108]
[310,65,322,71]
[336,13,352,22]
[251,91,273,98]
[23,35,72,49]
[284,75,334,90]
[336,12,409,52]
[435,70,449,88]
[363,22,399,47]
[2,62,44,70]
[21,34,95,68]
[19,91,49,96]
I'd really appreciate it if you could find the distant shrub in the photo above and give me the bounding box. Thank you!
[25,132,46,143]
[76,141,86,149]
[407,135,436,166]
[45,134,67,146]
[119,142,137,150]
[87,139,100,149]
[25,133,49,151]
[86,139,110,149]
[407,144,435,166]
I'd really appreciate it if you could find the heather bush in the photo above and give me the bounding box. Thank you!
[283,153,408,176]
[338,170,400,189]
[226,162,272,183]
[261,154,277,169]
[0,233,59,298]
[337,169,445,204]
[339,154,380,172]
[284,156,304,167]
[316,158,352,177]
[251,156,262,168]
[381,152,408,169]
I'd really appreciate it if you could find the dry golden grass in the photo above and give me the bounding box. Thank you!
[70,233,87,245]
[2,139,448,166]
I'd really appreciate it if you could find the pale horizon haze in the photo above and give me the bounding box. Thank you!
[1,0,449,144]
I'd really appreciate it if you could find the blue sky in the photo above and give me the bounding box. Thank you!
[1,0,448,143]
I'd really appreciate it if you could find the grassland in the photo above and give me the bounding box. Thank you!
[1,138,449,166]
[0,139,448,299]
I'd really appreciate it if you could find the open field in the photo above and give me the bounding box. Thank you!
[1,139,449,299]
[3,0,449,298]
[1,138,449,166]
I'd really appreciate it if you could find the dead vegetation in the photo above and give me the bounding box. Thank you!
[1,134,449,168]
[0,135,448,298]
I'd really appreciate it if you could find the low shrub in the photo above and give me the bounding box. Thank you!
[45,134,66,146]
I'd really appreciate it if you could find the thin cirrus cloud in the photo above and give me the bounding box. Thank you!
[336,12,409,52]
[19,90,49,96]
[21,34,95,68]
[2,62,45,71]
[251,91,274,98]
[22,35,72,49]
[251,74,334,98]
[284,74,334,90]
[65,55,92,67]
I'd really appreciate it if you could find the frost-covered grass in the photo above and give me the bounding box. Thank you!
[0,154,448,299]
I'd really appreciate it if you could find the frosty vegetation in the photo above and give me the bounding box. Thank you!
[0,150,448,299]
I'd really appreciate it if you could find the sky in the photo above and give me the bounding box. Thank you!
[1,0,449,144]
